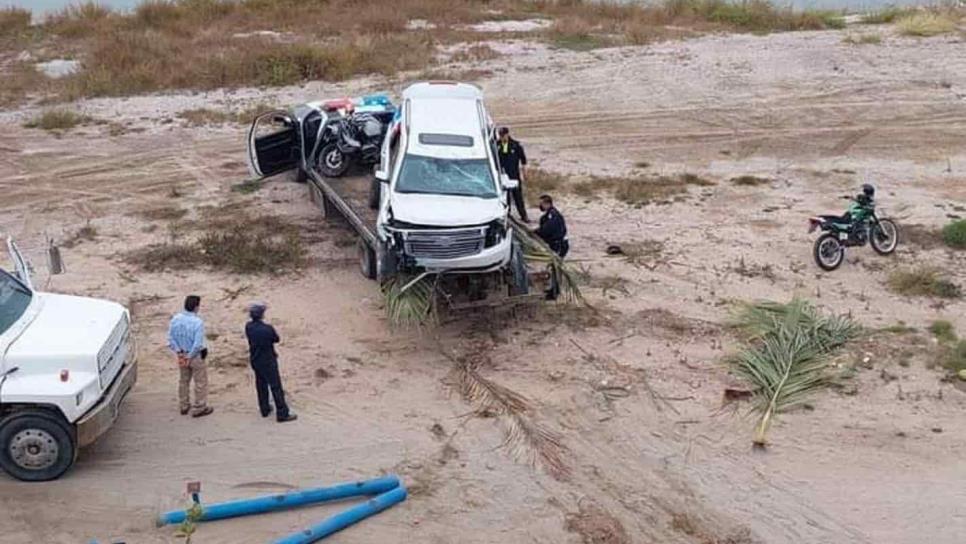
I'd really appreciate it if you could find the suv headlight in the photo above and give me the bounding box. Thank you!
[484,220,506,248]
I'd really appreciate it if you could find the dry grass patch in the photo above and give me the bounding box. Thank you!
[730,175,771,186]
[903,224,943,250]
[576,172,713,207]
[887,267,961,298]
[450,44,502,62]
[136,206,188,222]
[23,109,92,131]
[861,7,916,24]
[896,12,957,37]
[526,167,569,202]
[0,0,858,102]
[128,214,305,274]
[843,33,882,45]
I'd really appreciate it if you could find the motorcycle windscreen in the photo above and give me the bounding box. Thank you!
[247,110,298,178]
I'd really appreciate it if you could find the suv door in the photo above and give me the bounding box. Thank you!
[247,110,299,178]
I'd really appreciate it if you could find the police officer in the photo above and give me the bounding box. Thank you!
[497,126,529,222]
[533,194,568,257]
[245,302,297,423]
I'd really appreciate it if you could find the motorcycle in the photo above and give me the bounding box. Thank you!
[808,197,899,271]
[317,109,393,178]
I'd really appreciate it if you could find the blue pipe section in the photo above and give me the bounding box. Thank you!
[157,475,401,526]
[273,485,407,544]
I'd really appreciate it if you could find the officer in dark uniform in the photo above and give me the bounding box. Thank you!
[245,302,297,423]
[496,126,529,222]
[534,194,569,258]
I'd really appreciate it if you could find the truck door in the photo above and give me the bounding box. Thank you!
[5,237,32,290]
[247,110,299,179]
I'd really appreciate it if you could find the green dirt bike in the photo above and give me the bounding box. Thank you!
[808,197,899,271]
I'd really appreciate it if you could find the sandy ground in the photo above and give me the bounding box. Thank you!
[2,25,966,544]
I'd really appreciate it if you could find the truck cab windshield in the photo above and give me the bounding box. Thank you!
[0,269,32,335]
[396,155,497,199]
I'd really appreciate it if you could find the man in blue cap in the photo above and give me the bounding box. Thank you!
[245,302,296,423]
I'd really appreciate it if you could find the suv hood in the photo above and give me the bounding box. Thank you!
[390,193,504,227]
[5,292,125,365]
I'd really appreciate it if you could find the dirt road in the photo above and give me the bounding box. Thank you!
[1,26,965,544]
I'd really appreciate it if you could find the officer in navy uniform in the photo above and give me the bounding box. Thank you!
[496,126,529,222]
[534,194,568,258]
[245,302,297,423]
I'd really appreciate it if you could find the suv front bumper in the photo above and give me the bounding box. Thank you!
[76,354,138,448]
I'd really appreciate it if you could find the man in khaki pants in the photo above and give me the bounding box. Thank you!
[167,295,213,418]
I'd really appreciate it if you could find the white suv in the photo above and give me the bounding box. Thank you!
[372,82,521,280]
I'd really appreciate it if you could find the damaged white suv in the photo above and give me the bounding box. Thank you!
[372,82,524,288]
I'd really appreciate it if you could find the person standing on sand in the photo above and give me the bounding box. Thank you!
[497,126,530,222]
[245,302,297,423]
[167,295,213,418]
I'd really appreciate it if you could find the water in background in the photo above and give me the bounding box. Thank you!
[1,0,943,16]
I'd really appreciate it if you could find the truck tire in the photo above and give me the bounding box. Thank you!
[508,240,529,296]
[0,411,76,481]
[376,242,398,283]
[368,177,381,210]
[359,240,377,280]
[291,166,308,184]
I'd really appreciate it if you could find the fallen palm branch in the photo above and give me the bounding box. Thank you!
[382,274,438,328]
[728,299,859,447]
[445,345,569,480]
[509,216,586,306]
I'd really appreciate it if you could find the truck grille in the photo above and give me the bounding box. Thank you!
[98,314,130,390]
[403,228,486,260]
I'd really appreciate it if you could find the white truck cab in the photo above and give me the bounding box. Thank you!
[373,82,521,279]
[0,238,137,481]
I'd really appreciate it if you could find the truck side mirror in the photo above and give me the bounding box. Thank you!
[47,241,64,275]
[501,173,518,190]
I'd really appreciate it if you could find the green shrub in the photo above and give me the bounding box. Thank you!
[929,320,957,344]
[941,220,966,249]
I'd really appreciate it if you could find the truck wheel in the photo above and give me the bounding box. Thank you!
[368,177,381,210]
[291,166,308,184]
[0,412,76,481]
[508,240,529,296]
[358,240,377,280]
[376,242,398,283]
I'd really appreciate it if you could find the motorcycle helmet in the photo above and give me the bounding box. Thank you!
[861,183,875,198]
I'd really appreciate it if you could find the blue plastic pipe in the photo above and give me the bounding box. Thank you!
[273,485,407,544]
[157,475,401,526]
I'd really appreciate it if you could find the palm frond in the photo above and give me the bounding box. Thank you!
[508,216,586,305]
[382,274,438,328]
[449,347,570,479]
[729,299,859,446]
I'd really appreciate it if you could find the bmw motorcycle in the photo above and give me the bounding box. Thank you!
[808,197,899,271]
[317,111,393,178]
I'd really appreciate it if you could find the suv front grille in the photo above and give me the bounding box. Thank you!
[403,228,486,260]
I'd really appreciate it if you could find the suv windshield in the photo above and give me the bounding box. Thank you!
[0,269,32,335]
[396,155,497,199]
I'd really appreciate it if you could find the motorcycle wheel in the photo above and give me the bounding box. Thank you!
[813,233,844,271]
[319,143,351,178]
[870,219,899,255]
